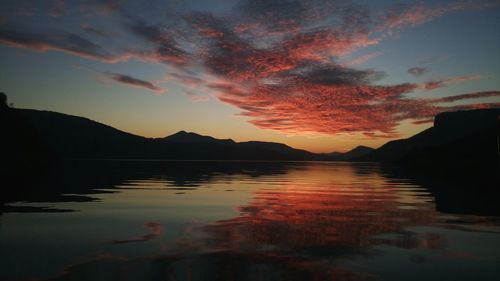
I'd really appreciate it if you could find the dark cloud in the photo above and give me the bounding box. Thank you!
[49,0,66,17]
[124,19,190,65]
[433,91,500,103]
[235,0,310,32]
[125,19,163,43]
[408,67,429,77]
[0,0,36,17]
[0,26,125,62]
[80,24,109,37]
[234,0,359,34]
[108,73,164,94]
[297,65,384,86]
[85,0,122,15]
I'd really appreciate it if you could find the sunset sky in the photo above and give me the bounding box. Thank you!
[1,0,499,152]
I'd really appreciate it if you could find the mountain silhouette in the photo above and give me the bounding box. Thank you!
[8,108,322,161]
[163,130,235,144]
[3,102,499,165]
[359,108,500,173]
[326,145,374,161]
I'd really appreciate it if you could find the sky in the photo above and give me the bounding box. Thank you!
[0,0,499,153]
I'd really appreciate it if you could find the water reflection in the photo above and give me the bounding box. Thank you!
[1,161,499,281]
[1,160,304,213]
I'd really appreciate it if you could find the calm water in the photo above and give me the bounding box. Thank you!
[1,161,500,281]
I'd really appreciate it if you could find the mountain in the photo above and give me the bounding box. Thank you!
[6,108,323,161]
[359,108,500,172]
[3,104,499,166]
[14,109,149,159]
[325,145,374,161]
[163,130,235,145]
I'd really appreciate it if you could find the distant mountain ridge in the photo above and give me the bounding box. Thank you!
[2,106,499,166]
[163,130,235,145]
[12,108,322,161]
[325,145,374,161]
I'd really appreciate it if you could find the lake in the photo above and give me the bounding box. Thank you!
[1,160,499,281]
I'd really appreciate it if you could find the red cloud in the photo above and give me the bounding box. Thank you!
[211,79,417,137]
[179,7,498,138]
[1,1,498,138]
[210,75,498,137]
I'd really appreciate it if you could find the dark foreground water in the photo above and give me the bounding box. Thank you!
[1,161,500,281]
